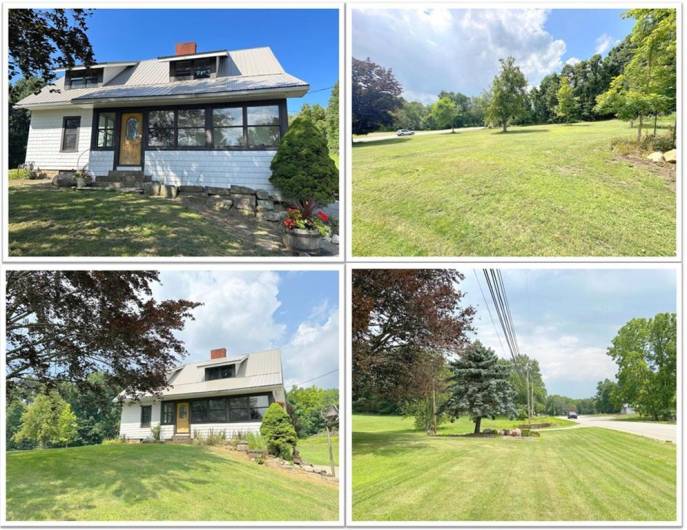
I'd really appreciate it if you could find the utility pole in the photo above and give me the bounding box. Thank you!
[526,361,532,429]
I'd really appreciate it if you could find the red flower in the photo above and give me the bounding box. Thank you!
[317,211,329,223]
[283,218,296,229]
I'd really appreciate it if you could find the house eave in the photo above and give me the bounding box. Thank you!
[116,383,283,403]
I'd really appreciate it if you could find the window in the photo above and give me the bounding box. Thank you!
[171,58,216,81]
[208,398,227,422]
[161,402,175,425]
[190,400,209,423]
[147,110,175,147]
[188,394,271,424]
[213,107,244,147]
[67,68,102,89]
[177,109,206,147]
[246,105,280,148]
[140,405,152,428]
[61,116,81,152]
[95,112,115,148]
[205,364,236,381]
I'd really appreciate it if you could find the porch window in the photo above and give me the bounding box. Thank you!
[140,405,152,428]
[95,112,115,148]
[161,402,175,425]
[212,107,244,147]
[188,394,272,423]
[246,105,280,148]
[208,398,227,422]
[60,116,81,152]
[177,109,206,147]
[147,110,175,147]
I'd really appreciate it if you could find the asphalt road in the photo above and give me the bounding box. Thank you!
[573,415,676,443]
[352,126,484,143]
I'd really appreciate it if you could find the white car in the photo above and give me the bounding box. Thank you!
[396,129,415,136]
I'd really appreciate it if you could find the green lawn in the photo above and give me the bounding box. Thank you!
[352,414,676,522]
[298,432,339,466]
[352,120,676,256]
[7,180,284,257]
[6,443,338,521]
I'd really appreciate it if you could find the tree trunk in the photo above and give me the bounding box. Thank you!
[637,115,643,143]
[653,115,658,136]
[431,381,437,436]
[502,121,507,133]
[474,416,482,434]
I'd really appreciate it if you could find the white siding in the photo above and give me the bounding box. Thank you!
[119,401,160,441]
[145,150,276,190]
[88,150,114,176]
[24,108,94,171]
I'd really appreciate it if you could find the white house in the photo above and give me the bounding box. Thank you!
[116,347,286,441]
[15,42,308,190]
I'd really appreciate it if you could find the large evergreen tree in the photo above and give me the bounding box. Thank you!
[444,342,516,434]
[485,57,528,132]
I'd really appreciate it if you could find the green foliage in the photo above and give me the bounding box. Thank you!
[402,397,447,433]
[501,355,547,415]
[594,379,622,414]
[352,57,403,134]
[193,428,226,446]
[13,392,78,448]
[486,57,528,132]
[287,385,339,437]
[296,104,327,135]
[150,424,161,441]
[608,312,676,420]
[555,76,579,123]
[260,403,298,460]
[326,82,339,153]
[270,116,338,216]
[9,77,45,169]
[430,96,460,132]
[246,432,267,451]
[6,400,31,450]
[444,342,516,434]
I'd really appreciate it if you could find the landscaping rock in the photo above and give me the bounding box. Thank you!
[647,151,664,163]
[180,185,205,193]
[256,199,275,211]
[206,186,232,196]
[255,189,271,200]
[231,194,257,211]
[163,185,179,199]
[230,185,255,195]
[511,428,522,437]
[209,198,233,211]
[52,173,76,187]
[150,182,162,196]
[664,149,677,163]
[142,182,155,196]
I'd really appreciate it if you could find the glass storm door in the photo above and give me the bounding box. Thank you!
[118,112,143,165]
[176,402,190,434]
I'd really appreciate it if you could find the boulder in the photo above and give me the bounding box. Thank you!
[150,182,162,196]
[163,185,179,199]
[511,428,521,437]
[231,194,257,211]
[256,199,275,211]
[52,173,76,187]
[180,185,205,193]
[664,149,677,163]
[257,211,282,222]
[206,186,232,196]
[142,182,155,196]
[255,189,271,200]
[647,151,664,163]
[209,198,233,211]
[230,185,256,195]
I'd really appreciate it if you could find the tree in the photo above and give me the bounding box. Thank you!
[287,386,339,437]
[555,76,579,123]
[260,403,298,459]
[270,116,338,218]
[444,342,516,434]
[326,82,339,153]
[9,77,45,169]
[594,379,622,414]
[13,392,77,448]
[5,271,200,399]
[393,99,430,131]
[352,57,402,134]
[9,9,96,83]
[352,269,474,410]
[502,355,547,417]
[430,96,460,132]
[402,351,451,434]
[485,57,528,132]
[607,312,676,420]
[296,104,327,135]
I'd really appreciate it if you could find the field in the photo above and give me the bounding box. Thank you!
[298,432,339,466]
[352,120,676,257]
[352,414,676,522]
[6,443,338,521]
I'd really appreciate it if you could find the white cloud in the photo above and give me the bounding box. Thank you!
[594,33,613,56]
[565,57,581,66]
[353,8,567,100]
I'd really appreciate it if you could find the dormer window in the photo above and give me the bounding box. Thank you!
[66,68,103,89]
[205,364,235,381]
[171,58,216,81]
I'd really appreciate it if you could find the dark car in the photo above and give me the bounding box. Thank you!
[567,411,578,419]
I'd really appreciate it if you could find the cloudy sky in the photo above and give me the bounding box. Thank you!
[459,269,676,398]
[352,8,633,102]
[151,270,339,389]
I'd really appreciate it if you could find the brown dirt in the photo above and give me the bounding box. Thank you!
[614,154,676,190]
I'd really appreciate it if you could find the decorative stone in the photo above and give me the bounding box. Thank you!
[255,189,271,200]
[511,428,521,437]
[150,182,162,196]
[52,173,76,187]
[231,194,257,210]
[647,151,664,163]
[256,199,275,211]
[206,186,232,196]
[331,234,340,245]
[209,198,233,211]
[180,185,205,193]
[142,182,155,196]
[230,185,256,195]
[664,149,676,163]
[257,211,282,222]
[163,185,179,199]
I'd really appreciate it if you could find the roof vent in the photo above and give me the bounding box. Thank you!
[176,41,197,56]
[210,347,227,360]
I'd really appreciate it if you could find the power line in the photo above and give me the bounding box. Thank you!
[308,86,335,93]
[473,270,508,358]
[292,368,339,387]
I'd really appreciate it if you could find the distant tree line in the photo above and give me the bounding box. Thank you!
[286,385,339,438]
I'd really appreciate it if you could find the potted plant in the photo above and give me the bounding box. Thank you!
[270,116,338,252]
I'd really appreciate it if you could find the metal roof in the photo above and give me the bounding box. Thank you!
[16,47,308,108]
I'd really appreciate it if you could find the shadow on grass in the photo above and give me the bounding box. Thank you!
[495,128,550,134]
[352,137,412,148]
[352,431,432,458]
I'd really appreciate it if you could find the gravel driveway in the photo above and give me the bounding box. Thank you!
[573,415,676,443]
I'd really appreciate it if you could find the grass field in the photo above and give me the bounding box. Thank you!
[352,120,676,257]
[7,180,283,257]
[6,443,338,521]
[352,414,676,522]
[298,432,339,466]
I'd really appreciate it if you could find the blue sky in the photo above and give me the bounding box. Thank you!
[152,270,340,389]
[76,9,339,113]
[459,269,676,399]
[353,8,633,102]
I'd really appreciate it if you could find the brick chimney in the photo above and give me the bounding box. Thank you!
[176,41,197,56]
[210,347,227,360]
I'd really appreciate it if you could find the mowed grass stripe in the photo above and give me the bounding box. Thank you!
[352,415,676,521]
[352,120,675,257]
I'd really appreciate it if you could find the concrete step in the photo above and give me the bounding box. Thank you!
[170,434,192,444]
[99,171,151,187]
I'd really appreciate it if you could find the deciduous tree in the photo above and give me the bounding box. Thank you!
[430,96,460,132]
[352,57,402,135]
[13,391,77,448]
[326,82,339,153]
[555,76,579,123]
[485,57,528,132]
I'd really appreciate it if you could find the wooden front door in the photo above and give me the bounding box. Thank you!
[118,112,143,166]
[176,402,190,434]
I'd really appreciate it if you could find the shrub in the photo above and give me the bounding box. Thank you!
[247,432,267,451]
[13,392,78,448]
[150,424,161,441]
[260,403,297,460]
[270,116,338,218]
[102,436,126,445]
[228,431,246,448]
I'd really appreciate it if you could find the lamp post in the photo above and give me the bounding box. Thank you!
[321,405,338,477]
